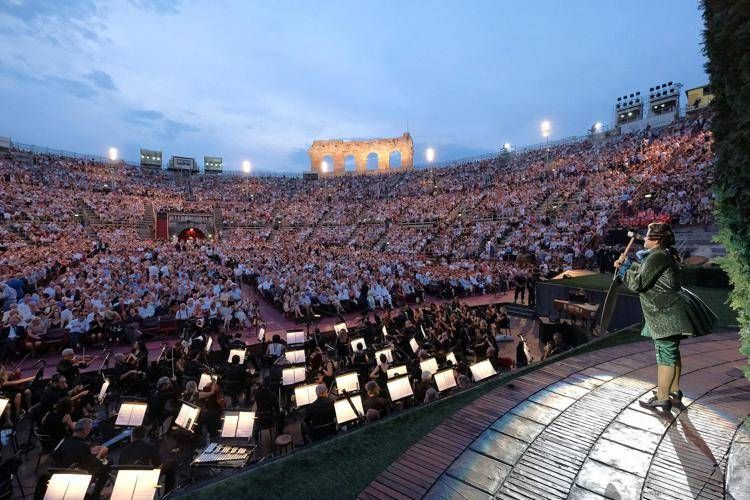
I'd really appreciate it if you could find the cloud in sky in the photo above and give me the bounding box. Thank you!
[0,0,708,172]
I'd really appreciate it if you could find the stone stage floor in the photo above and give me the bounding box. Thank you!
[360,331,749,500]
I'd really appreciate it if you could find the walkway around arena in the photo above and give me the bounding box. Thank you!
[360,331,749,499]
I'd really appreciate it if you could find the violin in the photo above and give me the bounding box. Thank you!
[7,354,30,380]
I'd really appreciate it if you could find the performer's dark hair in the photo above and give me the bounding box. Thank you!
[647,222,681,262]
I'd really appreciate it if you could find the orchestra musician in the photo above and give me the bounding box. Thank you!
[48,418,109,500]
[0,364,35,422]
[39,374,89,417]
[56,348,91,387]
[119,425,176,493]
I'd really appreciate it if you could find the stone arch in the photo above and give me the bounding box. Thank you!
[389,150,402,169]
[366,152,379,171]
[345,154,356,172]
[308,132,414,177]
[321,154,335,174]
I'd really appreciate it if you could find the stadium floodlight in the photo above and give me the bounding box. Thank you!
[242,160,251,173]
[540,120,551,138]
[503,142,511,151]
[108,147,118,161]
[594,122,603,132]
[426,147,435,163]
[321,160,329,173]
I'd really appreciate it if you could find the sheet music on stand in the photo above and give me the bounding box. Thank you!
[257,327,266,342]
[446,352,458,366]
[349,338,367,353]
[286,349,306,364]
[420,325,426,338]
[470,359,497,382]
[0,397,9,416]
[382,326,389,337]
[205,336,213,353]
[334,395,364,424]
[374,347,393,363]
[198,373,217,391]
[434,369,457,392]
[420,357,438,375]
[286,330,305,345]
[386,375,414,401]
[110,468,160,500]
[228,348,246,364]
[335,372,359,393]
[409,338,419,354]
[97,379,110,404]
[115,402,148,427]
[294,383,318,407]
[386,365,408,379]
[282,366,306,386]
[220,410,255,439]
[174,402,201,432]
[333,322,348,335]
[43,471,92,500]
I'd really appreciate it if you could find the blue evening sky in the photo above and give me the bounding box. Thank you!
[0,1,707,172]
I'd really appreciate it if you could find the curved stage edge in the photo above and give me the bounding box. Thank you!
[359,331,749,500]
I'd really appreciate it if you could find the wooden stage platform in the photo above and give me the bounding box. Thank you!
[360,331,749,499]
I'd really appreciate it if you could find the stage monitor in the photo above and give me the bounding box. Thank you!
[175,402,201,432]
[374,347,393,363]
[350,337,367,353]
[204,156,223,174]
[115,401,148,427]
[286,349,306,364]
[294,383,318,407]
[470,359,497,382]
[111,468,160,500]
[335,372,359,393]
[221,410,255,438]
[228,348,246,364]
[409,338,419,354]
[420,357,438,375]
[387,365,408,379]
[334,322,348,335]
[334,396,364,424]
[282,366,306,386]
[386,375,413,402]
[198,374,217,391]
[287,330,305,345]
[44,471,92,500]
[140,148,162,169]
[434,369,457,392]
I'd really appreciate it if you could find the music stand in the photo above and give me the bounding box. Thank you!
[282,366,306,386]
[174,401,201,432]
[409,338,419,354]
[446,352,458,366]
[350,338,367,353]
[294,383,318,407]
[374,347,393,363]
[470,359,497,382]
[220,410,255,439]
[286,330,305,345]
[205,336,213,353]
[294,384,318,408]
[387,365,408,379]
[333,322,348,335]
[286,349,306,364]
[43,470,92,500]
[0,397,9,416]
[334,395,364,425]
[386,375,413,402]
[228,348,246,364]
[115,401,148,427]
[335,372,359,393]
[198,373,217,391]
[258,327,266,342]
[434,369,457,392]
[110,467,160,500]
[97,379,110,405]
[419,357,438,375]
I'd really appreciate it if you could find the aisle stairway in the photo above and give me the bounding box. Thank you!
[137,201,156,239]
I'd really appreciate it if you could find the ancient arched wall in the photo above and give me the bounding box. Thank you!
[308,132,414,176]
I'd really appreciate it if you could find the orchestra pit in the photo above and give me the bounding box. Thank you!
[0,2,748,500]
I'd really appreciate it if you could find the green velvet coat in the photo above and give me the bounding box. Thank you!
[622,248,717,340]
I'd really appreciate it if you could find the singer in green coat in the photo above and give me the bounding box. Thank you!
[615,222,717,411]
